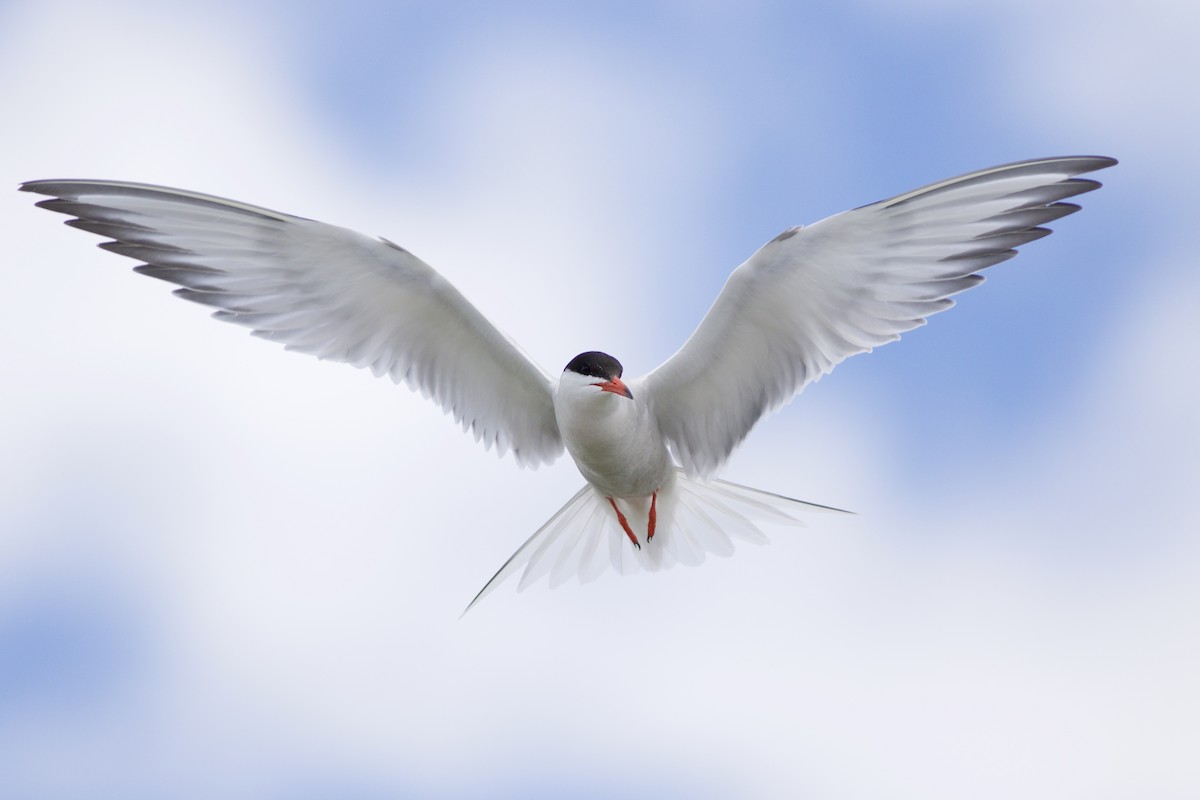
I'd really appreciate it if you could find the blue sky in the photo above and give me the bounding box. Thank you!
[1,1,1196,798]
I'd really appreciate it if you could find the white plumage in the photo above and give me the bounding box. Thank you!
[21,155,1116,611]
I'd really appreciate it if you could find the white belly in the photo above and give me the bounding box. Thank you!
[554,390,672,499]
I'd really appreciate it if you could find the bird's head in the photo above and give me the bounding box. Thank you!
[561,351,633,399]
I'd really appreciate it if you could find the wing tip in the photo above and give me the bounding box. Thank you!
[18,179,58,195]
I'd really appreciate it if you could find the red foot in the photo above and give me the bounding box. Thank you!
[647,491,658,541]
[607,496,640,550]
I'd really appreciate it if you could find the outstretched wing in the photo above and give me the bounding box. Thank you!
[22,180,563,466]
[642,156,1116,476]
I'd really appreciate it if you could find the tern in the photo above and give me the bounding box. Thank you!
[21,155,1116,611]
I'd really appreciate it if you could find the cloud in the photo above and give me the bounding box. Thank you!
[2,0,1196,798]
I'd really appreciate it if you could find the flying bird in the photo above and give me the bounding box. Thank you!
[21,155,1116,611]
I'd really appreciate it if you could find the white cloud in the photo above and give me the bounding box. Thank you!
[2,0,1196,798]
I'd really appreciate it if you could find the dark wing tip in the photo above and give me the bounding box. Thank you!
[20,179,89,197]
[1075,155,1118,170]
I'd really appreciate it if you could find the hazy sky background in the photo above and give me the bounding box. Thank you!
[2,1,1197,798]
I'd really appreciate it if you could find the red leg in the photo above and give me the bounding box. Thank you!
[607,496,640,550]
[647,491,658,541]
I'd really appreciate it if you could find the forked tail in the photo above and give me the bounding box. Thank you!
[462,468,849,615]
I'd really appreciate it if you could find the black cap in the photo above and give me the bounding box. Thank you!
[563,351,623,380]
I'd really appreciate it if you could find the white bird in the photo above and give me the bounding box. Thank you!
[21,155,1116,612]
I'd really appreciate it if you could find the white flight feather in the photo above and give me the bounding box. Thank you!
[21,180,563,467]
[462,468,846,615]
[642,156,1116,477]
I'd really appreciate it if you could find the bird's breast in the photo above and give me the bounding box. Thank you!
[554,393,671,499]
